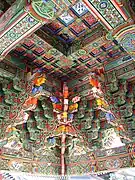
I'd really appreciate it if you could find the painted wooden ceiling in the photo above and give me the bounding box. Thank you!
[6,0,131,80]
[1,0,135,177]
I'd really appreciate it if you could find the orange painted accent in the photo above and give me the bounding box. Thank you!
[23,97,38,107]
[53,104,62,111]
[89,78,99,88]
[117,125,125,131]
[63,91,69,98]
[6,127,16,133]
[33,77,46,86]
[69,103,78,112]
[56,125,75,134]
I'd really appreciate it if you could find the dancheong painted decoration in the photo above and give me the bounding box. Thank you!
[1,0,135,179]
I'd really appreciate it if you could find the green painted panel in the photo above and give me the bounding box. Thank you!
[105,55,133,71]
[88,0,125,28]
[5,56,26,70]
